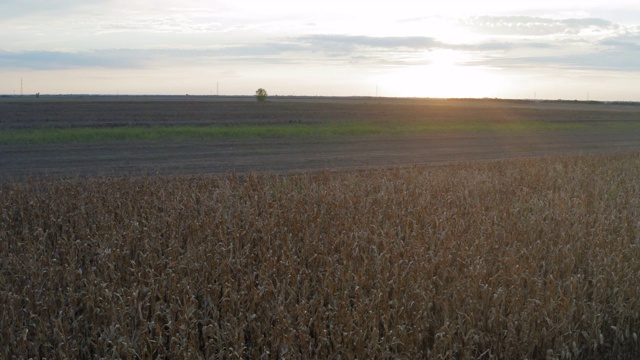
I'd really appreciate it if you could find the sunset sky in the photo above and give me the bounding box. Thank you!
[1,0,640,100]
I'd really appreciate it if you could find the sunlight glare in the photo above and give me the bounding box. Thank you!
[376,50,505,98]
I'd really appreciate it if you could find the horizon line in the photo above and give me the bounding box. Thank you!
[1,93,639,104]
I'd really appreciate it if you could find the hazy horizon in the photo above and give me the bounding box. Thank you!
[4,93,640,104]
[2,1,640,101]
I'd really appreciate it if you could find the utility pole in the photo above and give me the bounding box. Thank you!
[21,77,23,96]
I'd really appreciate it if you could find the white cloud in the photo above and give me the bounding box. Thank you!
[1,0,640,99]
[461,16,620,36]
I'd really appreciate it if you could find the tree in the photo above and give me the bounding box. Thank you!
[255,88,268,102]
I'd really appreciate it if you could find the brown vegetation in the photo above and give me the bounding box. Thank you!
[1,153,640,358]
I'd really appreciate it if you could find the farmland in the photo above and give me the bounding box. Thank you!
[1,96,640,358]
[1,96,640,180]
[2,153,640,358]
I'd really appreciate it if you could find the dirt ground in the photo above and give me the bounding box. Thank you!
[3,95,640,129]
[2,96,640,181]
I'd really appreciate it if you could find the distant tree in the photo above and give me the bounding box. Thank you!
[255,88,268,102]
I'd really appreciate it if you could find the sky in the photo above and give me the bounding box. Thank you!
[1,0,640,100]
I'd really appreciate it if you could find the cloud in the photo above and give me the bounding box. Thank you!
[600,34,640,51]
[288,19,637,72]
[0,49,148,70]
[0,35,446,71]
[472,42,640,72]
[0,0,242,45]
[299,35,441,49]
[455,41,557,52]
[0,0,106,19]
[500,53,640,72]
[0,43,311,70]
[3,19,640,75]
[294,35,444,58]
[296,34,562,63]
[461,16,620,36]
[444,16,640,72]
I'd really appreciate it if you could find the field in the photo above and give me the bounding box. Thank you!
[2,96,640,358]
[1,96,640,180]
[1,153,639,358]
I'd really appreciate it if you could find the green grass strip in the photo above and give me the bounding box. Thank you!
[0,121,589,145]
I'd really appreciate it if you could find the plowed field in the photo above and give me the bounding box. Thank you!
[2,96,640,180]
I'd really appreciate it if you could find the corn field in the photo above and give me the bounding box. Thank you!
[1,153,640,359]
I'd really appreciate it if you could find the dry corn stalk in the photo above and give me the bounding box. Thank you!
[1,153,639,359]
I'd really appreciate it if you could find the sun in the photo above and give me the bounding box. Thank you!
[376,49,505,98]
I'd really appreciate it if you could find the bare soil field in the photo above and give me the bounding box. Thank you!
[1,96,640,180]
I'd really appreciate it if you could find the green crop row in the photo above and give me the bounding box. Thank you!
[0,120,588,145]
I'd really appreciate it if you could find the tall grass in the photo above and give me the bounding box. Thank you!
[1,153,639,358]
